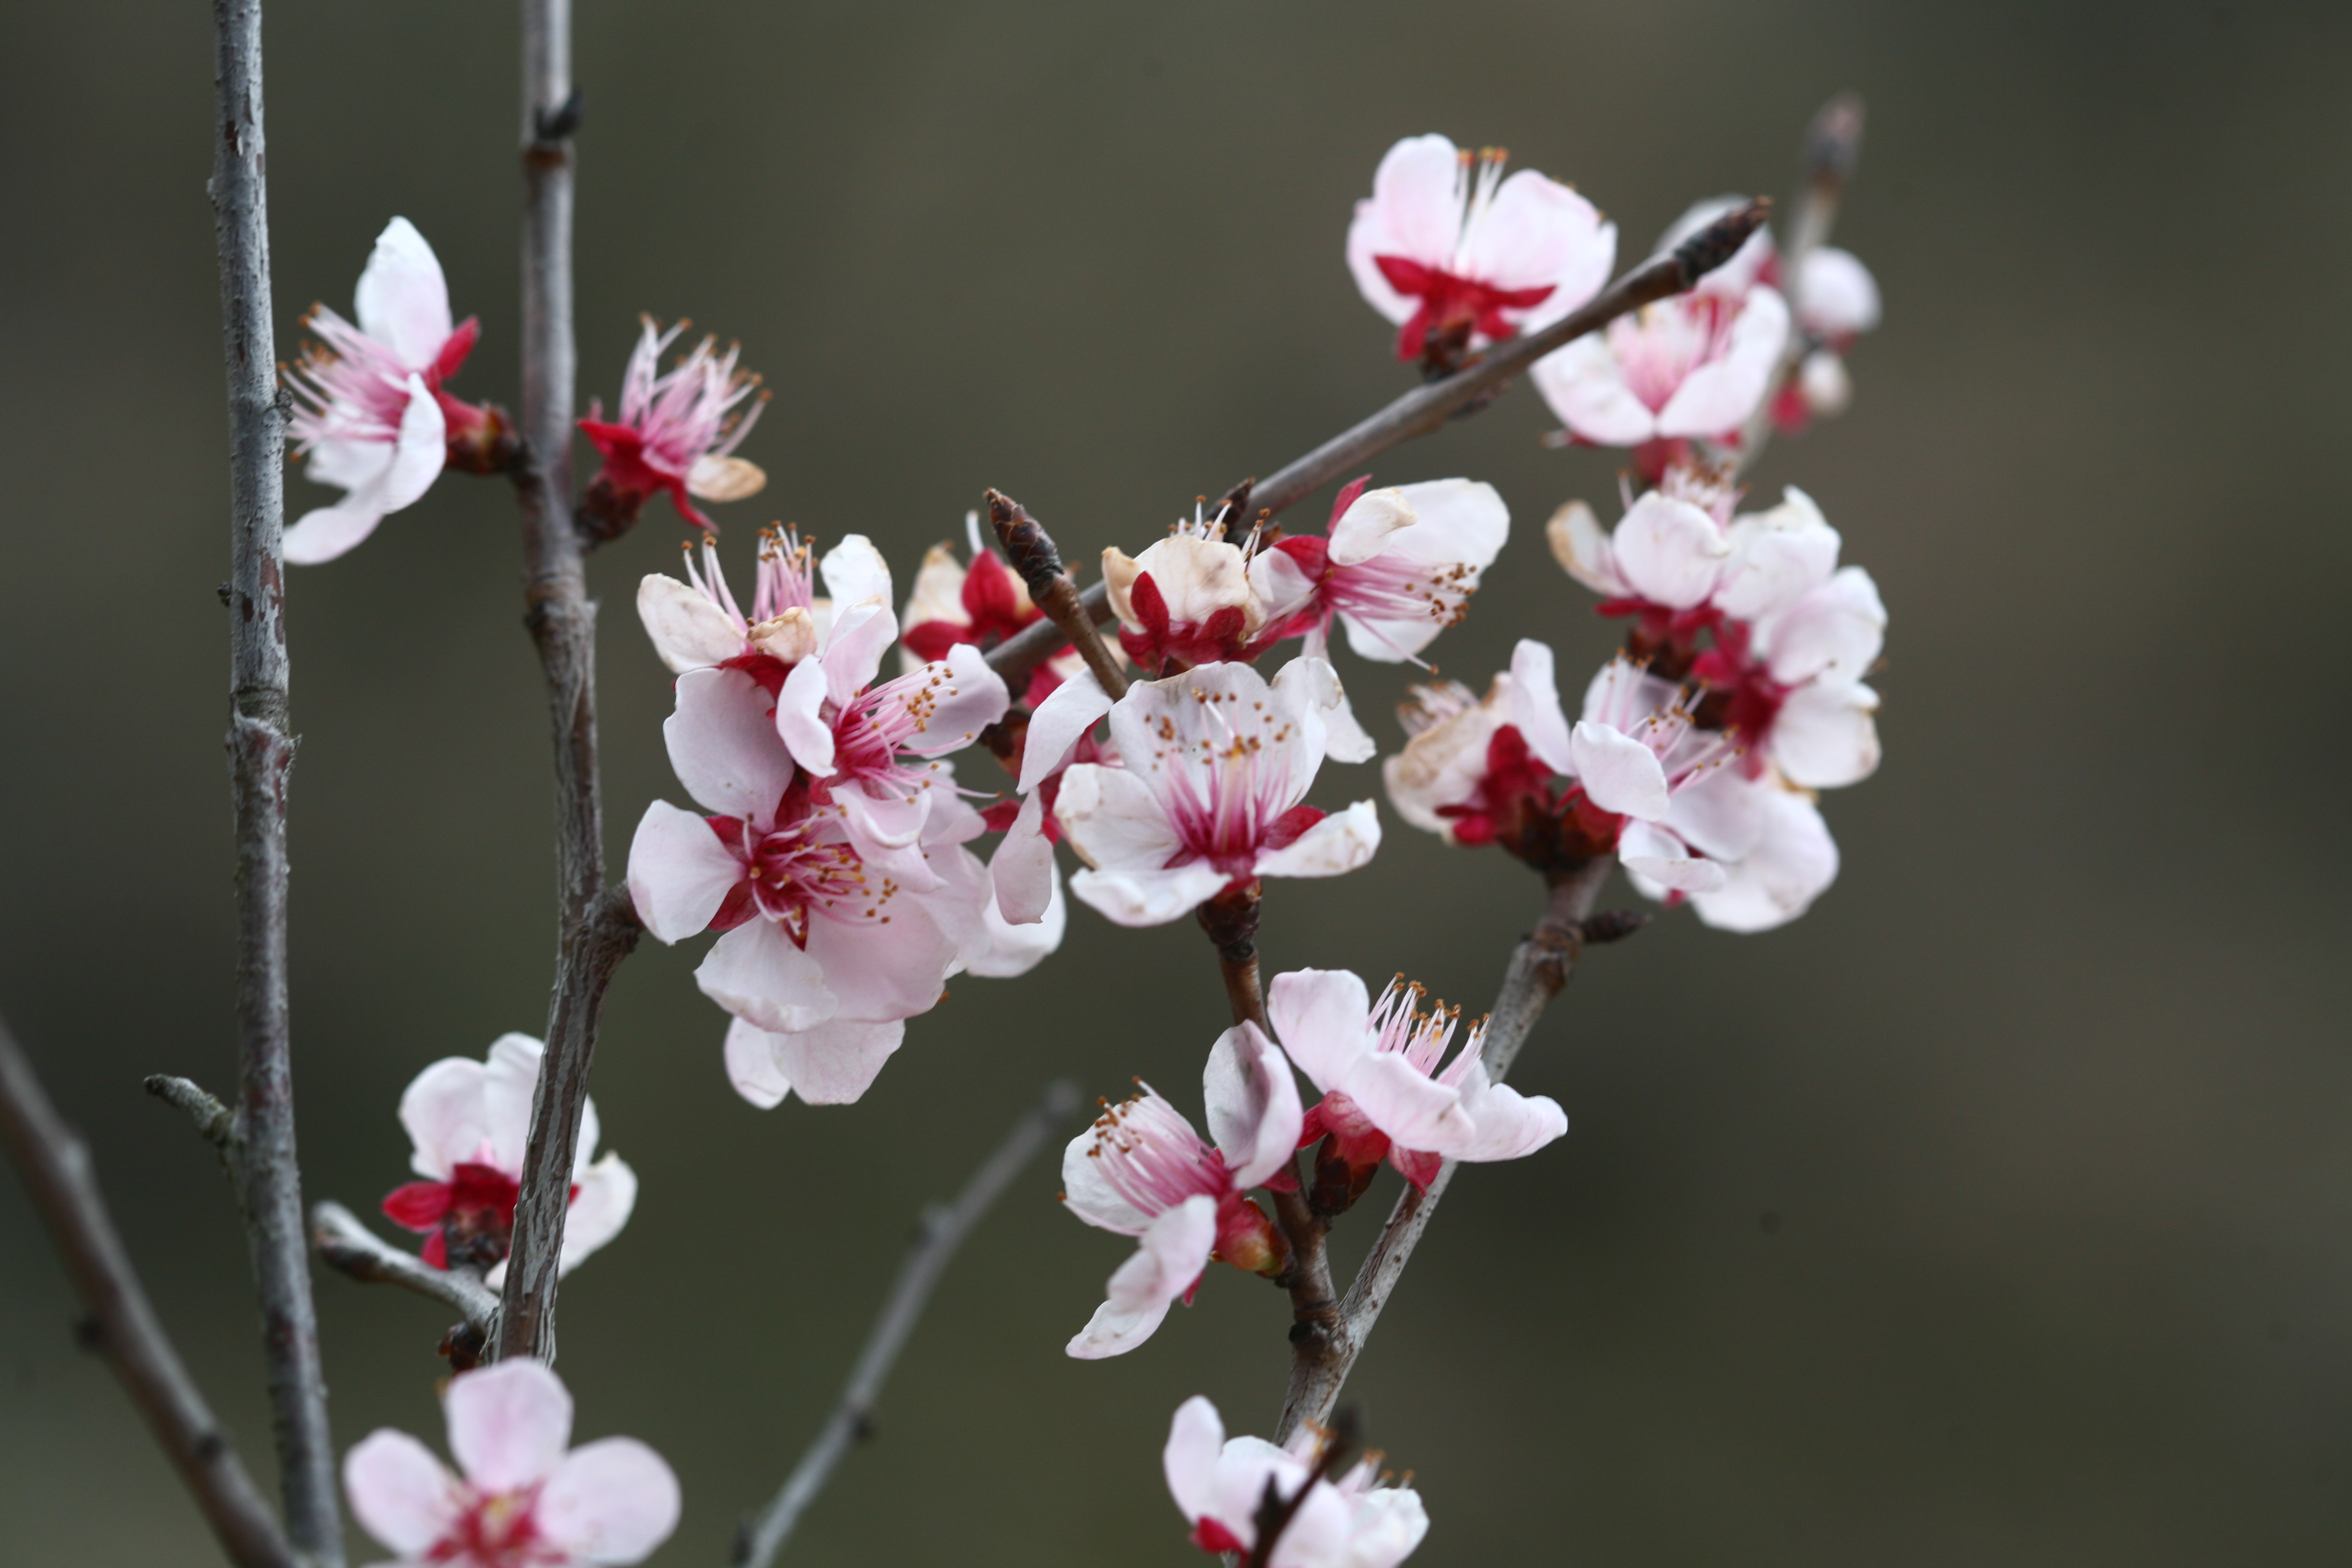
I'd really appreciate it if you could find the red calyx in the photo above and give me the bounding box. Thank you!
[1374,254,1555,363]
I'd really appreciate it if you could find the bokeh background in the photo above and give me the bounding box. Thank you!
[4,0,2348,1562]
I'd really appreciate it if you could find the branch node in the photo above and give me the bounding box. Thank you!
[531,87,583,145]
[144,1074,240,1160]
[1578,909,1651,946]
[1671,197,1772,287]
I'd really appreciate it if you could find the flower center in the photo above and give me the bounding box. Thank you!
[1083,1089,1229,1217]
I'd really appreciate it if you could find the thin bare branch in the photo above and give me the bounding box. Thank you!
[209,0,341,1555]
[145,1074,240,1165]
[0,1014,298,1568]
[1276,857,1615,1441]
[982,201,1770,686]
[311,1201,501,1336]
[1733,92,1865,473]
[496,0,632,1368]
[733,1080,1082,1568]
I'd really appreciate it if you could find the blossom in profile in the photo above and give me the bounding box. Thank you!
[579,318,767,537]
[1269,967,1565,1200]
[285,218,491,564]
[1102,498,1267,673]
[1061,1023,1301,1357]
[1346,133,1615,364]
[1163,1396,1427,1567]
[1054,658,1380,927]
[1249,477,1510,666]
[343,1361,679,1568]
[380,1034,635,1287]
[636,526,824,678]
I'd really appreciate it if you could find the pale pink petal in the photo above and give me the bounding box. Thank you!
[1342,1049,1474,1152]
[1066,1194,1217,1359]
[480,1034,544,1175]
[897,643,1010,757]
[968,853,1065,978]
[1247,544,1321,631]
[836,785,930,853]
[1758,565,1885,685]
[817,598,897,709]
[1387,478,1509,568]
[378,375,449,514]
[817,533,893,612]
[636,575,746,675]
[1460,169,1605,295]
[1357,134,1462,277]
[342,1430,460,1556]
[557,1153,636,1275]
[1772,680,1881,789]
[775,655,836,777]
[1203,1021,1305,1188]
[1251,800,1381,880]
[1263,656,1338,774]
[1571,722,1671,820]
[1265,969,1374,1095]
[1327,487,1418,568]
[1068,863,1233,928]
[1716,488,1840,620]
[445,1361,572,1492]
[1506,640,1576,775]
[685,454,766,503]
[990,789,1056,925]
[626,800,743,943]
[1546,499,1627,596]
[696,919,837,1034]
[1163,1396,1227,1525]
[1125,536,1255,628]
[1516,209,1620,335]
[723,1015,906,1108]
[1282,637,1375,762]
[1656,285,1790,439]
[1336,1485,1431,1568]
[396,1058,488,1180]
[1800,247,1881,337]
[1690,787,1838,933]
[666,666,796,821]
[535,1437,682,1566]
[1061,1122,1153,1237]
[1531,333,1658,447]
[1664,765,1768,861]
[1020,670,1115,792]
[1618,818,1727,892]
[802,901,962,1023]
[1800,349,1853,416]
[1444,1065,1569,1163]
[282,502,388,566]
[1613,493,1728,609]
[353,218,454,369]
[1053,762,1183,874]
[900,541,969,643]
[723,1016,793,1109]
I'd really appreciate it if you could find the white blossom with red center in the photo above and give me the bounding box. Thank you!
[1346,133,1615,363]
[284,218,482,565]
[1102,497,1269,671]
[1269,967,1565,1193]
[1530,199,1789,459]
[380,1034,635,1287]
[900,510,1089,704]
[1060,1022,1301,1359]
[1163,1396,1428,1567]
[1551,480,1884,790]
[342,1361,679,1568]
[635,526,827,678]
[1249,475,1509,666]
[1053,657,1381,927]
[579,318,768,531]
[625,665,993,1107]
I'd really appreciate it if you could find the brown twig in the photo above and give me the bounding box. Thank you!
[981,202,1771,687]
[983,488,1128,699]
[733,1081,1083,1567]
[1275,857,1615,1441]
[1733,92,1865,473]
[209,1,342,1556]
[311,1201,501,1339]
[0,1015,298,1568]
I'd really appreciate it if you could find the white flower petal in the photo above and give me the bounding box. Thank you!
[636,575,746,675]
[1203,1021,1304,1189]
[445,1361,573,1493]
[1570,722,1671,821]
[342,1431,460,1557]
[535,1438,682,1566]
[625,800,742,943]
[353,217,454,369]
[666,666,796,821]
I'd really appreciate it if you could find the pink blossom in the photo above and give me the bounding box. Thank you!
[1250,477,1510,666]
[1346,134,1615,363]
[635,526,824,677]
[580,318,767,534]
[343,1361,679,1568]
[1061,1023,1301,1358]
[285,218,481,565]
[1053,658,1381,928]
[1550,481,1884,790]
[380,1034,635,1287]
[1163,1396,1427,1567]
[1269,968,1565,1195]
[624,664,992,1105]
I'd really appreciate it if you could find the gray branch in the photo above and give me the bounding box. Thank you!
[145,1074,240,1167]
[0,1014,298,1568]
[311,1201,500,1335]
[733,1081,1082,1567]
[1276,859,1615,1441]
[981,204,1768,685]
[1733,92,1865,474]
[497,0,628,1369]
[208,1,342,1558]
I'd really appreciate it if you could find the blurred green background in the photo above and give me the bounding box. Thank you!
[4,0,2348,1562]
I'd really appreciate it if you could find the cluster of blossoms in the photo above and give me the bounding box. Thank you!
[296,115,1883,1568]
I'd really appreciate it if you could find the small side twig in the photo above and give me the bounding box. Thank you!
[732,1080,1082,1568]
[1276,856,1616,1441]
[144,1074,241,1175]
[0,1013,297,1568]
[311,1201,500,1336]
[983,487,1128,699]
[982,201,1771,686]
[1734,92,1864,473]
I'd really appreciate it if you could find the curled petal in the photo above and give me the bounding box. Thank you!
[1613,493,1728,610]
[1570,722,1671,821]
[1506,640,1575,776]
[637,575,746,675]
[1251,800,1381,880]
[1203,1021,1305,1189]
[1618,817,1728,892]
[1066,1195,1217,1359]
[1548,500,1628,597]
[1265,968,1375,1096]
